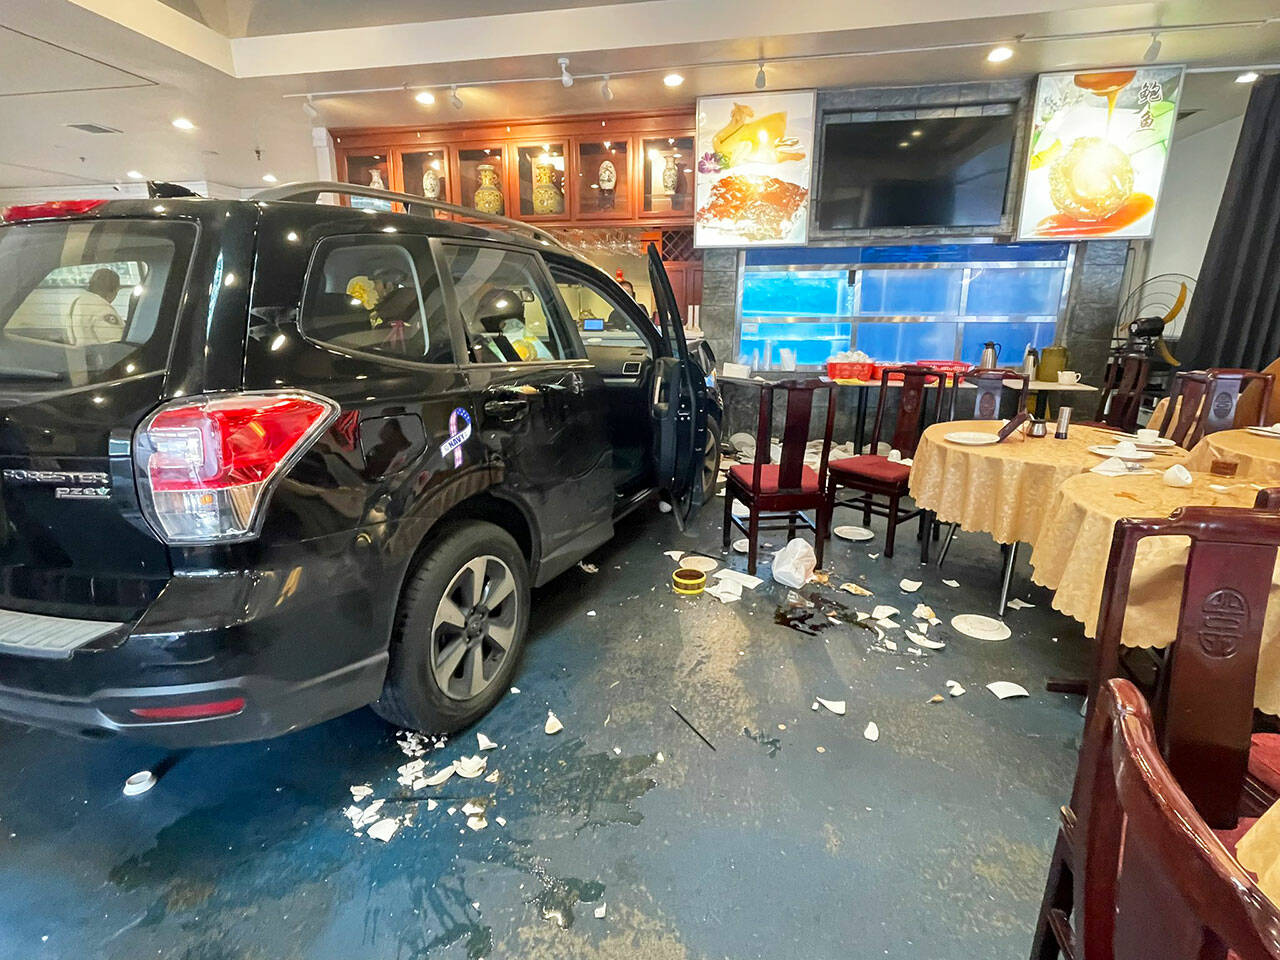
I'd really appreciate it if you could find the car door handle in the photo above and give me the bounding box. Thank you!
[484,397,529,421]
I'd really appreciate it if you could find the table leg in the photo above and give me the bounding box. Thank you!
[937,522,958,567]
[854,387,868,453]
[998,541,1019,617]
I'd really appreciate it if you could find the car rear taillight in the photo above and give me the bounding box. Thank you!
[133,391,338,544]
[1,199,105,222]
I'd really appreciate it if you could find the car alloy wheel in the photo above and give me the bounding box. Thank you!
[430,555,518,701]
[702,428,721,496]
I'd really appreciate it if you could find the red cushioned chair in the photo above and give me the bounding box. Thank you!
[825,365,944,560]
[1033,492,1280,960]
[723,378,835,576]
[1031,678,1280,960]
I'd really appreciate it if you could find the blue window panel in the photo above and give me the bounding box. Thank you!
[737,321,852,368]
[741,271,848,317]
[959,321,1057,367]
[854,322,958,364]
[859,268,963,315]
[966,267,1065,316]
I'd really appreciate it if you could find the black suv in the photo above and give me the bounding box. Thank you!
[0,182,720,746]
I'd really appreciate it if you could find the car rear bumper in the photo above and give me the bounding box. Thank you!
[0,652,387,747]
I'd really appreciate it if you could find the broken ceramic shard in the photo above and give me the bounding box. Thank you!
[986,680,1029,699]
[929,694,944,704]
[477,732,497,751]
[951,614,1012,642]
[578,561,599,574]
[484,770,500,783]
[663,550,685,562]
[594,902,607,919]
[839,582,872,597]
[544,711,564,735]
[815,696,847,716]
[912,603,936,621]
[907,630,946,650]
[466,814,488,831]
[882,637,898,652]
[455,755,487,779]
[495,815,507,827]
[871,604,899,621]
[945,680,966,697]
[461,800,485,816]
[899,579,922,593]
[426,798,438,811]
[367,818,399,842]
[732,537,749,553]
[349,784,374,801]
[423,765,456,787]
[412,777,429,791]
[863,721,880,742]
[398,759,426,779]
[942,579,960,588]
[1005,598,1035,610]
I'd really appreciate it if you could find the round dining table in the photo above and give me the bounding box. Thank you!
[908,420,1174,545]
[1184,428,1280,483]
[1028,470,1280,714]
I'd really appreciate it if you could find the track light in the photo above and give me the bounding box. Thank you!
[755,62,766,90]
[1236,70,1261,84]
[559,57,573,88]
[600,75,613,101]
[1143,32,1162,63]
[449,85,463,110]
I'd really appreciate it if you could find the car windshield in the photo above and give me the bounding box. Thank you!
[0,219,196,389]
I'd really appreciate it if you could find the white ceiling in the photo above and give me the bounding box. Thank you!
[0,0,1274,191]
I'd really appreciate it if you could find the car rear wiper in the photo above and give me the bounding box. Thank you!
[0,367,64,382]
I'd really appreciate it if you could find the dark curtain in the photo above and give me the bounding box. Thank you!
[1177,75,1280,370]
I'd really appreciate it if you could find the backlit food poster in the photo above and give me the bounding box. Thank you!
[695,90,816,247]
[1016,66,1183,241]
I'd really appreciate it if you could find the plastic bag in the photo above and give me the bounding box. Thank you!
[772,538,817,588]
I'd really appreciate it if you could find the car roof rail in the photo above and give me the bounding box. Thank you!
[252,180,566,250]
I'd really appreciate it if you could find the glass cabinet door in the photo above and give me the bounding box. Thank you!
[399,148,449,204]
[641,135,694,216]
[343,153,390,190]
[573,138,630,218]
[515,143,567,218]
[455,145,508,216]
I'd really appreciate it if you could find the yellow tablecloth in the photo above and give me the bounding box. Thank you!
[908,421,1153,545]
[1028,471,1280,713]
[1235,801,1280,906]
[1184,429,1280,483]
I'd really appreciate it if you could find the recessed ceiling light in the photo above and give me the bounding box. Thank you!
[262,173,278,183]
[898,141,910,148]
[1236,71,1260,84]
[910,129,923,138]
[126,170,144,179]
[172,117,196,130]
[414,90,435,105]
[987,45,1014,64]
[663,72,684,87]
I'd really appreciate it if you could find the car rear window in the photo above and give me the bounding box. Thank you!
[0,219,196,389]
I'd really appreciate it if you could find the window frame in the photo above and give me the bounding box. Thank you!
[436,237,587,367]
[549,262,655,357]
[297,232,460,367]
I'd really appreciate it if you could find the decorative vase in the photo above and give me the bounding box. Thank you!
[662,155,678,194]
[421,165,441,200]
[473,163,503,215]
[369,169,385,191]
[597,159,617,211]
[531,156,564,215]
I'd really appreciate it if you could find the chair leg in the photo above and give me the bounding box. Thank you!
[814,507,827,570]
[1029,826,1072,960]
[937,522,958,567]
[787,514,797,540]
[747,506,760,576]
[862,496,873,527]
[722,489,734,552]
[885,494,899,558]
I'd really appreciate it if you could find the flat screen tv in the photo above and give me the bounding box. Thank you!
[816,108,1017,231]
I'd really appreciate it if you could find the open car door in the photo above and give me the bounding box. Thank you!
[647,242,709,528]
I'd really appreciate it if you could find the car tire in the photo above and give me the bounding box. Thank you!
[696,420,722,506]
[372,521,530,734]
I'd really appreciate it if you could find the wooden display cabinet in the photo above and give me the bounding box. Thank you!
[331,110,694,228]
[452,143,510,217]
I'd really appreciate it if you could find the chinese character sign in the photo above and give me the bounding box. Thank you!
[1016,66,1184,241]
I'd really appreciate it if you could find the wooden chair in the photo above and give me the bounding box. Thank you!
[1237,356,1280,428]
[1034,495,1280,960]
[1154,370,1210,446]
[1196,369,1275,443]
[723,379,835,576]
[825,365,944,560]
[1032,677,1280,960]
[936,368,1031,568]
[1088,354,1150,432]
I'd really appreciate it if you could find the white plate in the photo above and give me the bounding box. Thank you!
[833,525,875,541]
[951,614,1012,642]
[1246,427,1280,439]
[945,432,999,446]
[680,555,719,573]
[1088,445,1154,461]
[732,538,749,553]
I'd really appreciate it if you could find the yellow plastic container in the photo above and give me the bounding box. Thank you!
[672,568,707,595]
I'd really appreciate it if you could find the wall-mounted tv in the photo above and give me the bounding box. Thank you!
[816,107,1017,231]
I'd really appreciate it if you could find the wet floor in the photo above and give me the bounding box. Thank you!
[0,503,1091,960]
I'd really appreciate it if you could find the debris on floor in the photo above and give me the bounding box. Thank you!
[813,696,847,716]
[477,732,497,751]
[839,581,872,597]
[594,902,608,919]
[122,770,156,797]
[942,579,960,588]
[946,680,966,697]
[986,681,1030,700]
[771,538,817,588]
[455,755,487,779]
[899,579,922,593]
[670,703,716,750]
[577,561,599,574]
[863,721,880,742]
[545,711,564,735]
[951,614,1013,642]
[1006,598,1035,610]
[367,818,399,842]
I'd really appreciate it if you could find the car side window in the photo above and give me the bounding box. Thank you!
[551,269,651,353]
[441,244,579,364]
[300,235,452,363]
